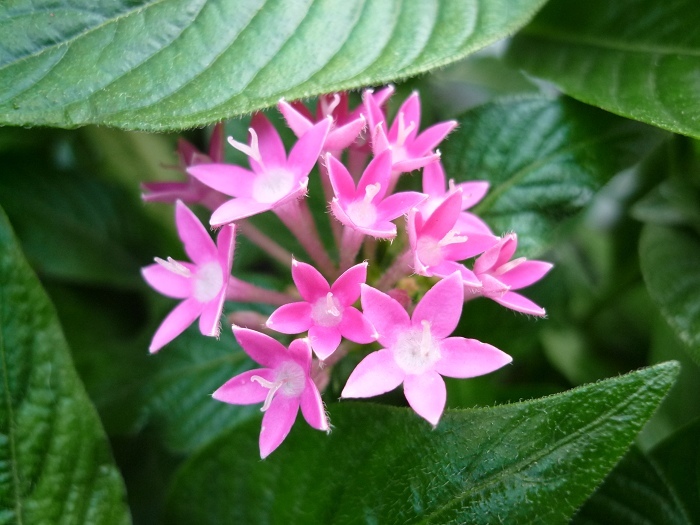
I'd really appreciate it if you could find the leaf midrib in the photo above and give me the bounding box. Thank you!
[521,26,700,58]
[0,286,23,525]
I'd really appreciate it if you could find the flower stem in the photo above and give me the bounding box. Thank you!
[375,250,412,291]
[226,277,295,306]
[319,154,344,251]
[339,227,365,272]
[238,220,292,267]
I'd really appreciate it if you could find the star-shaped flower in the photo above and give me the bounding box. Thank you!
[266,260,376,360]
[213,327,329,458]
[188,113,330,226]
[141,201,234,352]
[342,273,512,426]
[328,150,426,239]
[470,233,553,316]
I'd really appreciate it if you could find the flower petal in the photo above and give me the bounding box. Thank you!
[357,149,392,199]
[212,368,274,405]
[376,191,427,222]
[266,302,313,334]
[435,337,512,378]
[141,264,191,299]
[216,223,236,271]
[278,100,314,138]
[259,395,300,459]
[187,163,255,198]
[457,181,490,209]
[492,291,546,316]
[300,378,329,431]
[308,325,342,361]
[198,290,225,337]
[393,153,441,174]
[456,212,494,236]
[176,201,218,263]
[149,298,201,353]
[409,120,457,156]
[422,161,447,196]
[326,153,356,202]
[287,338,313,368]
[339,307,376,344]
[292,259,330,302]
[419,189,462,240]
[287,117,331,177]
[210,198,272,226]
[412,272,464,338]
[232,326,287,368]
[389,92,421,143]
[404,371,446,426]
[341,349,405,398]
[500,261,553,290]
[325,116,366,151]
[250,112,287,169]
[442,233,499,261]
[331,262,367,305]
[360,284,410,347]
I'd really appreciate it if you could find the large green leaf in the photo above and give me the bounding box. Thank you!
[441,96,665,257]
[165,362,678,524]
[640,224,700,365]
[507,0,700,139]
[0,0,549,130]
[0,207,130,524]
[572,447,690,525]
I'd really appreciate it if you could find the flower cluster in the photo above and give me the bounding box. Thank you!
[142,87,552,458]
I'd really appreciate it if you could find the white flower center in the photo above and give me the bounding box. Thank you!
[311,292,343,327]
[251,361,306,411]
[393,320,441,375]
[193,261,224,303]
[346,183,380,228]
[252,168,295,203]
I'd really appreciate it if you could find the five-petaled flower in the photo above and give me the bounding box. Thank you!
[213,326,329,458]
[141,201,234,353]
[341,273,512,426]
[267,260,376,360]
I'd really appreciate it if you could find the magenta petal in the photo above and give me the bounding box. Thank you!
[456,213,494,236]
[404,371,446,426]
[458,181,490,209]
[420,190,462,240]
[390,93,421,142]
[198,291,225,336]
[141,264,191,299]
[278,100,314,138]
[443,234,499,261]
[251,113,287,169]
[422,161,447,196]
[300,378,329,431]
[176,201,218,263]
[150,298,201,353]
[267,302,313,334]
[287,338,313,368]
[376,191,427,222]
[327,154,356,202]
[360,284,410,347]
[501,260,553,290]
[474,236,507,274]
[292,260,330,302]
[409,120,457,156]
[492,291,546,316]
[259,395,300,459]
[325,117,366,151]
[187,163,255,198]
[210,198,272,226]
[308,325,342,360]
[288,117,331,177]
[435,337,512,378]
[216,224,236,270]
[213,368,274,405]
[341,349,405,398]
[233,326,287,368]
[331,262,367,305]
[412,273,464,338]
[339,307,376,344]
[358,150,392,198]
[393,153,441,174]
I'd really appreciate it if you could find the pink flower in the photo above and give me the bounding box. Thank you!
[470,233,553,316]
[213,327,329,458]
[407,188,497,287]
[187,113,330,226]
[278,93,366,152]
[342,273,512,426]
[365,91,457,173]
[142,123,229,211]
[328,150,426,239]
[141,201,234,353]
[266,260,376,360]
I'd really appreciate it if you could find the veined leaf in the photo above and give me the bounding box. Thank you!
[0,207,130,524]
[165,362,678,524]
[441,96,665,257]
[0,0,549,130]
[640,224,700,365]
[507,0,700,139]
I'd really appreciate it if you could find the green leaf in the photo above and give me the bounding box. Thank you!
[640,224,700,365]
[0,0,549,130]
[165,362,678,524]
[572,447,691,525]
[507,0,700,139]
[651,418,700,523]
[0,207,130,524]
[441,96,665,257]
